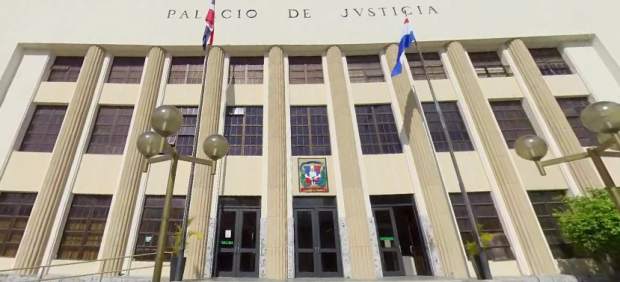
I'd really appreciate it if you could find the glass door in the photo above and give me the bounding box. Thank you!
[293,197,342,277]
[373,208,405,276]
[214,206,259,277]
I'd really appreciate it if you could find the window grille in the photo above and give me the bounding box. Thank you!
[354,104,402,154]
[290,106,331,155]
[47,57,84,82]
[19,105,67,152]
[168,57,204,84]
[224,106,263,155]
[86,106,134,154]
[134,196,185,261]
[107,57,144,84]
[556,97,597,146]
[490,100,536,148]
[421,102,474,151]
[289,56,324,84]
[347,55,385,83]
[406,52,447,80]
[0,192,36,257]
[530,48,572,76]
[469,52,512,78]
[229,57,264,84]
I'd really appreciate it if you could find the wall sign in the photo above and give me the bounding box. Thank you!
[298,158,329,193]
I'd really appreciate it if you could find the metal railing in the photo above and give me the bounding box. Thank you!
[0,252,172,281]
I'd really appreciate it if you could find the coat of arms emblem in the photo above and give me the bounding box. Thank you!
[298,158,328,193]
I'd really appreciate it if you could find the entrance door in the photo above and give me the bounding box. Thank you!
[371,195,432,276]
[294,197,342,277]
[214,197,260,277]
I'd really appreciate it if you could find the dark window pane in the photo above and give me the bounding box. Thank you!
[321,253,338,273]
[241,211,257,249]
[354,104,402,154]
[318,211,336,249]
[296,211,313,249]
[134,196,185,261]
[449,192,515,261]
[298,252,314,272]
[530,48,572,76]
[48,57,84,82]
[290,106,331,155]
[406,52,446,80]
[289,56,324,84]
[469,52,512,78]
[168,57,204,84]
[223,106,263,156]
[170,107,198,155]
[87,106,133,154]
[107,57,144,84]
[382,251,400,271]
[57,195,111,260]
[19,106,67,152]
[347,55,384,83]
[490,100,536,148]
[239,253,256,272]
[556,97,597,146]
[217,252,234,272]
[0,192,37,257]
[422,102,473,151]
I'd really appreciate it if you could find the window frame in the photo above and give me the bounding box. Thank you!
[168,56,204,84]
[172,106,199,156]
[107,57,145,84]
[346,55,385,83]
[290,106,331,156]
[47,56,84,82]
[56,195,112,260]
[469,52,513,78]
[134,196,186,261]
[406,52,447,80]
[530,48,572,76]
[0,192,37,257]
[223,106,264,156]
[19,105,67,152]
[86,106,134,155]
[354,104,402,155]
[450,192,515,261]
[490,100,536,148]
[421,102,474,152]
[556,97,597,147]
[228,57,264,84]
[288,56,324,84]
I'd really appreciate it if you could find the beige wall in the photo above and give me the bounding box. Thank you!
[0,152,51,192]
[34,82,75,104]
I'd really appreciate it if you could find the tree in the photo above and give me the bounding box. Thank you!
[555,190,620,269]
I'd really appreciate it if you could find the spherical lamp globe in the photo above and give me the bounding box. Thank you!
[151,105,183,137]
[203,134,229,161]
[580,101,620,134]
[515,135,548,161]
[597,133,620,151]
[137,131,165,158]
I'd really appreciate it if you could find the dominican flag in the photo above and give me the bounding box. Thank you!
[391,18,416,77]
[202,0,215,49]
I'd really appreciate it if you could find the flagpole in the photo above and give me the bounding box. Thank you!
[172,44,210,281]
[412,41,492,279]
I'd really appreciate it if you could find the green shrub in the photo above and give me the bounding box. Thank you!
[554,190,620,262]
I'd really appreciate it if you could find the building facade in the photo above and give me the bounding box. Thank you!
[1,0,620,280]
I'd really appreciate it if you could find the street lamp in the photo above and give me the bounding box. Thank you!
[514,101,620,211]
[137,105,229,282]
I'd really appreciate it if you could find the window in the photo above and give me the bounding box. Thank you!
[173,107,199,156]
[530,48,572,76]
[406,52,447,80]
[527,190,578,259]
[469,52,512,78]
[0,192,36,257]
[87,106,134,154]
[224,106,263,155]
[229,57,263,84]
[490,100,536,148]
[135,196,185,261]
[289,56,324,84]
[422,102,473,151]
[47,57,84,82]
[19,105,67,152]
[168,57,204,84]
[450,192,514,261]
[347,55,385,83]
[354,104,402,154]
[290,106,331,155]
[556,97,597,146]
[107,57,144,84]
[56,195,111,260]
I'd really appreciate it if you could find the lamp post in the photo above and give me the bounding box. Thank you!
[514,101,620,211]
[137,105,229,282]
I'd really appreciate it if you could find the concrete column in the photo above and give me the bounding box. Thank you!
[445,41,558,275]
[507,39,602,191]
[13,46,105,274]
[325,46,377,279]
[99,47,165,274]
[384,44,469,278]
[264,46,288,280]
[183,47,225,279]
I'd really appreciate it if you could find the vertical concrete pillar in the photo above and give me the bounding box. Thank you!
[445,41,557,274]
[325,46,377,279]
[13,46,105,274]
[184,47,225,279]
[507,39,602,190]
[264,46,288,280]
[99,47,166,274]
[384,44,469,277]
